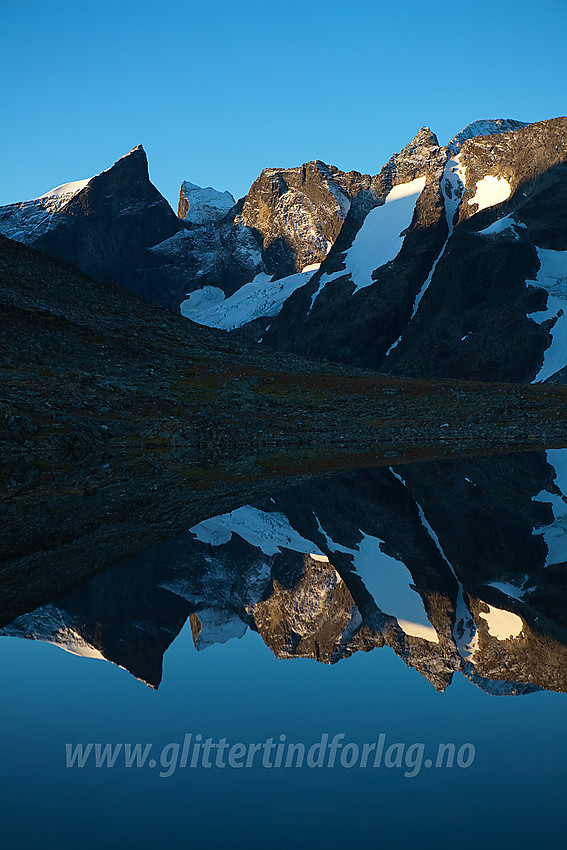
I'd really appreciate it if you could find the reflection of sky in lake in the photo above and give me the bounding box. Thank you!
[3,449,567,847]
[1,620,565,848]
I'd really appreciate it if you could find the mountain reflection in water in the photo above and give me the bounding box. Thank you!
[3,449,567,695]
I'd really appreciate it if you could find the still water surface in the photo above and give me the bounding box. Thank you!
[1,451,566,848]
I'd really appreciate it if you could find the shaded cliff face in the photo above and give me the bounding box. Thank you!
[384,120,567,383]
[0,149,377,313]
[5,450,567,695]
[0,147,183,299]
[264,118,567,383]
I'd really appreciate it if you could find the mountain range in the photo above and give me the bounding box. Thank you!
[1,116,566,383]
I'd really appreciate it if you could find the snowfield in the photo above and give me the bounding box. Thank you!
[468,175,511,213]
[180,266,319,330]
[528,247,567,382]
[312,176,426,305]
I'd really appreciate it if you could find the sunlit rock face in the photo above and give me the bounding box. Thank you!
[265,118,567,383]
[249,554,368,664]
[3,450,567,695]
[239,161,373,278]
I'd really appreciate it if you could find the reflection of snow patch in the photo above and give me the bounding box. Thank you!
[315,512,438,643]
[192,608,247,650]
[391,468,477,659]
[478,605,523,640]
[353,533,439,643]
[533,448,567,566]
[479,214,526,238]
[487,581,527,601]
[190,506,324,557]
[528,248,567,382]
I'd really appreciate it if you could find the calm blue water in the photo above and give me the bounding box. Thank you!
[0,624,565,849]
[2,453,567,848]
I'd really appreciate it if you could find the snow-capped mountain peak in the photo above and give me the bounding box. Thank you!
[178,180,236,224]
[448,118,529,152]
[35,178,92,203]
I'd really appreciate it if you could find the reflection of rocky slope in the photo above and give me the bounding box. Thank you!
[4,450,567,694]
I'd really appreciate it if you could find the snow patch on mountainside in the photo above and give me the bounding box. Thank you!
[410,158,464,318]
[312,176,426,305]
[443,156,466,226]
[0,176,93,242]
[36,178,91,203]
[468,176,511,213]
[325,180,351,217]
[387,158,466,356]
[180,266,318,330]
[178,180,235,225]
[528,248,567,382]
[479,214,526,238]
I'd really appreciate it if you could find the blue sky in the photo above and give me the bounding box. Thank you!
[1,0,566,209]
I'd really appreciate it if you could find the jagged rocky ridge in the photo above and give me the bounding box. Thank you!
[4,449,567,694]
[0,147,373,317]
[264,118,567,383]
[1,117,566,382]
